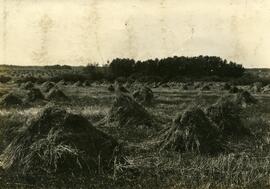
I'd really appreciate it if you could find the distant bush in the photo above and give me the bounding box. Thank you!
[109,58,135,78]
[83,64,106,81]
[44,64,72,70]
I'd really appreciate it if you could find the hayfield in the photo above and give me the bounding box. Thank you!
[0,68,269,188]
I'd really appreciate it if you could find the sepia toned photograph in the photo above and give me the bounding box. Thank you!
[0,0,270,188]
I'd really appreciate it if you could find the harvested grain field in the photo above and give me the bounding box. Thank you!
[0,74,269,188]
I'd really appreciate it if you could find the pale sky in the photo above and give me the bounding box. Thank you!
[0,0,270,67]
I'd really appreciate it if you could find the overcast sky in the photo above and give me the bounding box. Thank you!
[1,0,270,67]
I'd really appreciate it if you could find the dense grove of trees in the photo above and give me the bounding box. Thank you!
[109,56,244,78]
[83,56,245,81]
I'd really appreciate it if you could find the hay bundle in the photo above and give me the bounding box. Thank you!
[20,81,34,90]
[181,84,189,90]
[229,86,240,93]
[123,82,132,89]
[0,92,23,107]
[234,90,257,106]
[115,84,129,93]
[83,80,91,87]
[251,82,263,93]
[133,86,154,104]
[222,83,231,90]
[25,88,44,102]
[168,82,177,88]
[107,93,153,127]
[66,81,72,85]
[161,83,169,88]
[206,96,250,138]
[152,82,159,88]
[46,88,68,101]
[0,106,119,175]
[160,107,222,154]
[108,85,115,92]
[57,80,66,86]
[194,82,201,89]
[156,82,162,87]
[73,81,82,87]
[262,84,270,93]
[200,84,211,91]
[41,82,55,93]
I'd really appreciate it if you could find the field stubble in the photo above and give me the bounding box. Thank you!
[0,81,269,188]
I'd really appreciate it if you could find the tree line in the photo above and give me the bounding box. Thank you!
[84,56,245,81]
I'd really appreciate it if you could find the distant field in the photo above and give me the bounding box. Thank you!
[0,65,269,83]
[247,68,270,78]
[0,65,83,79]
